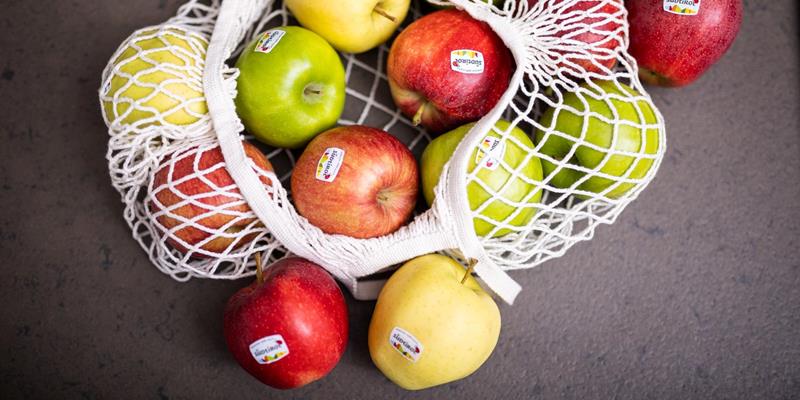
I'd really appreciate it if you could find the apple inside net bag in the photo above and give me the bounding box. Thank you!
[99,0,666,304]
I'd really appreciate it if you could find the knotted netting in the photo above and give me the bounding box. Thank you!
[99,0,666,304]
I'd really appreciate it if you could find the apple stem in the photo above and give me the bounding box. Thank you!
[255,253,264,285]
[412,102,426,126]
[373,6,397,22]
[304,87,322,96]
[461,259,477,285]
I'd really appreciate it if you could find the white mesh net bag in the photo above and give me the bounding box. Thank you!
[99,0,666,304]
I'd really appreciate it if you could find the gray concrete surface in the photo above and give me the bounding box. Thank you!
[1,0,798,399]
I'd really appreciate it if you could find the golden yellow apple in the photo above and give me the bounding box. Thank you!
[285,0,410,54]
[368,254,501,390]
[101,25,208,127]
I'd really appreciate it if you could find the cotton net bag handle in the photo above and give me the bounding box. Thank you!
[204,0,666,304]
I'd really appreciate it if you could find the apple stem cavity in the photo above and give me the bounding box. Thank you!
[412,102,426,126]
[302,83,324,104]
[373,6,397,22]
[461,259,477,285]
[255,252,264,285]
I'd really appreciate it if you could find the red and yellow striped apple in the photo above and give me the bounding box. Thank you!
[387,9,514,134]
[626,0,743,86]
[224,257,348,389]
[291,125,419,238]
[149,142,272,256]
[527,0,625,74]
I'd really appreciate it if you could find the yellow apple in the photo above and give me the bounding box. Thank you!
[285,0,410,54]
[368,254,501,390]
[101,26,208,127]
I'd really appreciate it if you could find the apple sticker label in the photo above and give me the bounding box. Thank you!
[450,49,485,74]
[254,29,286,54]
[316,147,345,183]
[475,136,506,171]
[663,0,701,15]
[389,327,423,363]
[249,334,289,365]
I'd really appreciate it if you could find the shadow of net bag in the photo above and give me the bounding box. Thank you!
[99,0,666,304]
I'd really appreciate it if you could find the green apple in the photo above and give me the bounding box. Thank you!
[102,26,208,127]
[368,254,501,390]
[235,26,345,149]
[285,0,410,54]
[535,81,660,199]
[421,120,544,238]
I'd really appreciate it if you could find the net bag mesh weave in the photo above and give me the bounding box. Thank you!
[99,0,666,304]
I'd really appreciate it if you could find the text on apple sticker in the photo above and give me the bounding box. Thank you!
[663,0,701,15]
[450,50,485,74]
[389,327,423,363]
[316,147,345,183]
[254,29,286,54]
[249,334,290,364]
[475,135,506,171]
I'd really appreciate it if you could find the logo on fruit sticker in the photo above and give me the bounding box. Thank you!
[389,327,423,363]
[475,135,506,171]
[450,49,485,74]
[249,334,289,365]
[254,29,286,54]
[663,0,701,15]
[315,147,345,183]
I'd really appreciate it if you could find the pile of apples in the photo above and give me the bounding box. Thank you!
[103,0,742,392]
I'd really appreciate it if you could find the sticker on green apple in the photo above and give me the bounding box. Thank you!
[663,0,701,15]
[249,334,290,365]
[475,136,506,171]
[450,49,485,74]
[389,327,423,363]
[315,147,345,182]
[254,29,286,54]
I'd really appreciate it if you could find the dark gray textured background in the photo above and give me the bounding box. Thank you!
[1,0,798,399]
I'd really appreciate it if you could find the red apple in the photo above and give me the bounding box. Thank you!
[527,0,625,74]
[626,0,743,86]
[223,256,348,389]
[148,141,273,256]
[387,9,514,134]
[290,125,418,238]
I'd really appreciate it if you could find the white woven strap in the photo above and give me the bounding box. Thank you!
[435,0,530,304]
[204,0,356,287]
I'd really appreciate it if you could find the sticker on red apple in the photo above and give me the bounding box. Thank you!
[254,29,286,54]
[450,49,485,74]
[315,147,345,183]
[663,0,701,15]
[389,327,423,363]
[475,135,506,171]
[249,334,290,365]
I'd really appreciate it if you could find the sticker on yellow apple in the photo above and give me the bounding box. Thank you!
[389,327,423,362]
[450,49,485,74]
[315,147,345,182]
[254,29,286,54]
[663,0,701,15]
[475,136,506,171]
[249,334,290,365]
